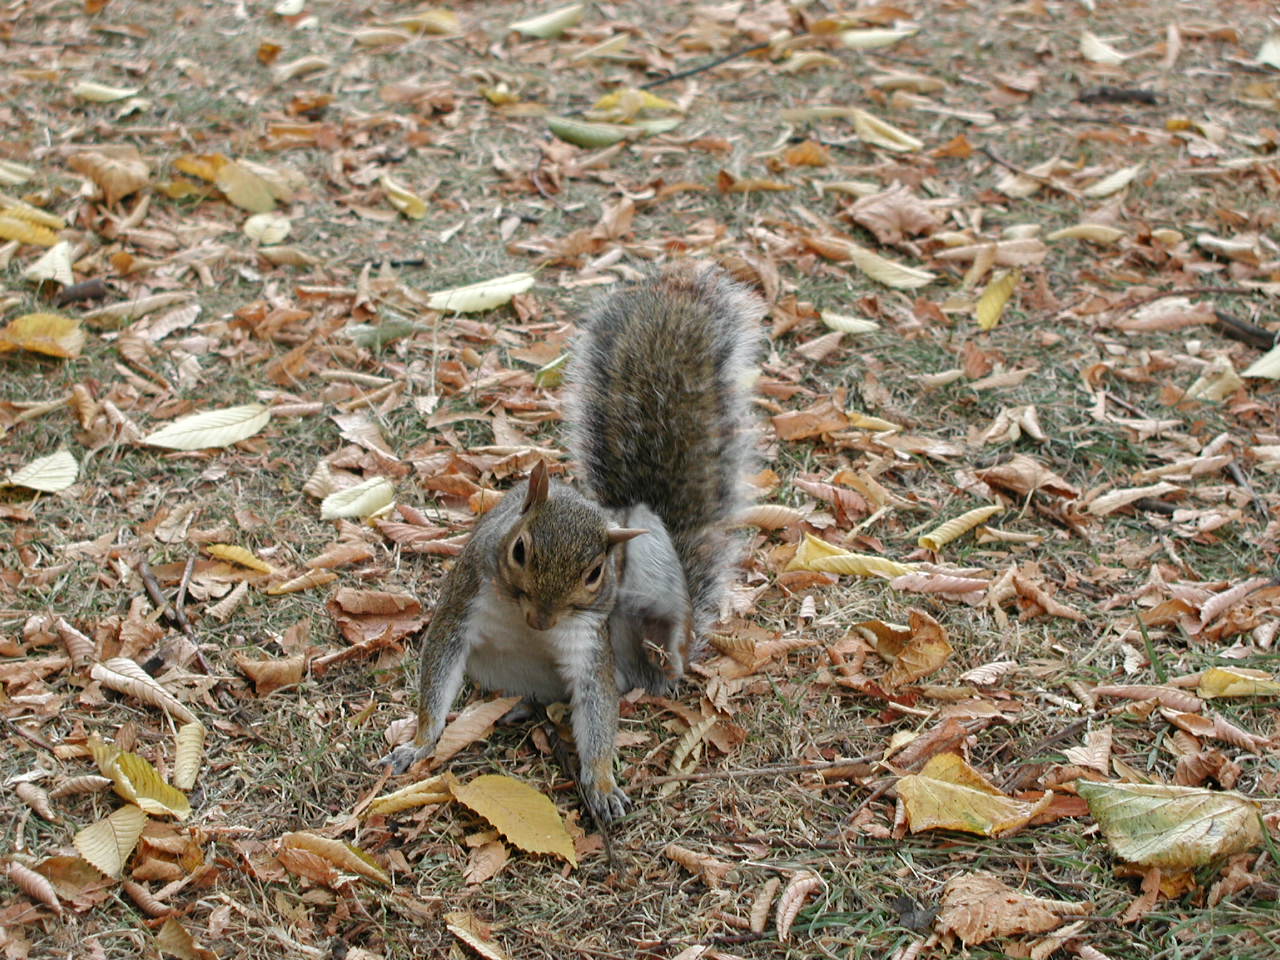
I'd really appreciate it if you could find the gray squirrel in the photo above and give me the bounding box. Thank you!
[380,263,765,822]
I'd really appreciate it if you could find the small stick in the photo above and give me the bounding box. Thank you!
[137,559,211,673]
[1227,460,1269,520]
[639,41,772,90]
[646,756,877,785]
[1213,309,1277,350]
[978,146,1081,199]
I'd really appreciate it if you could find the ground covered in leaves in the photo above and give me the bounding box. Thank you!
[2,0,1280,957]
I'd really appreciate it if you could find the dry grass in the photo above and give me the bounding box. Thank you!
[3,1,1280,958]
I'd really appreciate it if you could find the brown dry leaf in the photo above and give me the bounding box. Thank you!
[664,843,735,889]
[154,917,217,960]
[450,774,576,866]
[432,695,523,765]
[279,832,391,886]
[463,839,511,885]
[445,911,513,960]
[0,313,86,358]
[6,861,63,915]
[975,454,1078,498]
[870,610,954,687]
[1063,726,1113,773]
[172,721,206,792]
[849,183,941,244]
[936,873,1087,945]
[1115,297,1216,332]
[67,146,150,206]
[750,876,781,933]
[235,652,305,696]
[772,398,849,440]
[896,753,1053,836]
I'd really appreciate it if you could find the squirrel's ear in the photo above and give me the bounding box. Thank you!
[607,527,647,546]
[522,460,549,514]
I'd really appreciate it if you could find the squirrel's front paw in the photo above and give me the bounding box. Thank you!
[377,742,430,775]
[584,781,631,824]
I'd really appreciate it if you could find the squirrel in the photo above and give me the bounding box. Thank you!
[380,263,766,822]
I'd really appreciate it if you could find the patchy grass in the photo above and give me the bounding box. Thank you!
[2,0,1280,958]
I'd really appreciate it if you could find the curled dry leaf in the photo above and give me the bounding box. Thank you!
[172,721,206,792]
[48,774,113,799]
[425,272,536,313]
[90,657,198,724]
[918,504,1002,551]
[96,747,191,821]
[204,543,274,574]
[320,476,396,520]
[15,782,57,821]
[367,775,452,817]
[265,569,339,595]
[464,839,511,885]
[937,873,1087,946]
[23,241,75,285]
[445,911,514,960]
[155,916,217,960]
[510,2,584,38]
[663,843,734,889]
[787,532,917,579]
[280,832,391,886]
[235,652,305,696]
[975,269,1019,331]
[896,753,1053,836]
[6,861,63,916]
[737,503,806,530]
[750,876,781,933]
[67,146,150,206]
[776,871,823,942]
[122,879,171,917]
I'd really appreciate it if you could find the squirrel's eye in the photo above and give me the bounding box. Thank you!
[511,535,528,567]
[584,562,603,588]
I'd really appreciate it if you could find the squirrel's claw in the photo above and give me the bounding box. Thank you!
[585,784,631,824]
[378,742,430,775]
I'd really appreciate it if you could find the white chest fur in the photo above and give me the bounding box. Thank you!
[463,582,607,704]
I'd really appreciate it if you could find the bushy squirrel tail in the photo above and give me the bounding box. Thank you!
[566,262,766,637]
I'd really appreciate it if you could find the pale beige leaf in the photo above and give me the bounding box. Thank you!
[71,80,140,102]
[1077,781,1263,868]
[23,241,75,284]
[49,775,112,799]
[144,403,271,450]
[776,872,823,942]
[271,55,331,82]
[820,312,879,334]
[432,696,523,765]
[0,159,34,186]
[15,782,57,821]
[67,147,150,206]
[510,3,584,38]
[1063,726,1113,773]
[839,28,917,49]
[243,211,291,245]
[73,804,147,877]
[1082,164,1142,198]
[90,658,198,724]
[1085,481,1180,516]
[367,775,452,816]
[850,108,923,152]
[1184,358,1243,401]
[737,503,806,530]
[450,774,577,866]
[81,292,194,326]
[1242,343,1280,379]
[750,876,781,933]
[426,272,536,312]
[845,243,936,289]
[1045,224,1125,245]
[7,861,62,915]
[8,449,78,492]
[1116,297,1215,332]
[216,161,275,213]
[1259,35,1280,69]
[958,660,1018,685]
[280,832,391,885]
[319,476,396,520]
[1080,30,1130,64]
[172,721,206,791]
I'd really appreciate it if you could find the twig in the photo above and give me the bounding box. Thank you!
[978,146,1081,199]
[137,559,211,673]
[639,41,772,90]
[1213,310,1277,350]
[646,756,877,785]
[1227,460,1269,520]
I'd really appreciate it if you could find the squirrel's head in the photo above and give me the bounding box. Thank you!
[498,460,645,632]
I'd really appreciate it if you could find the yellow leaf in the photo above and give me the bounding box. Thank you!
[592,88,679,114]
[546,116,632,148]
[143,403,271,450]
[787,533,917,578]
[918,504,1002,551]
[319,476,396,520]
[0,159,34,186]
[1241,343,1280,379]
[280,831,391,885]
[0,196,65,230]
[974,269,1019,331]
[450,773,577,866]
[897,754,1052,836]
[510,3,584,39]
[0,313,85,358]
[380,173,428,219]
[368,775,452,816]
[7,449,79,493]
[384,8,460,34]
[1077,781,1263,868]
[172,721,206,791]
[173,153,229,183]
[0,215,59,246]
[425,272,535,313]
[73,804,147,877]
[205,543,275,574]
[101,750,192,820]
[1197,667,1280,698]
[216,160,276,213]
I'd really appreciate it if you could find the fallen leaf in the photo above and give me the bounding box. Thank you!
[450,774,577,866]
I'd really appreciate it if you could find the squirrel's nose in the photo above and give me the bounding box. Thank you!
[526,610,556,631]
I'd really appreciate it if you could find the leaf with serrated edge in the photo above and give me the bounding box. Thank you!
[280,832,391,885]
[1077,781,1263,868]
[432,696,523,765]
[426,273,535,313]
[91,658,198,724]
[107,752,191,820]
[172,721,206,791]
[8,450,78,492]
[897,753,1052,836]
[450,773,577,866]
[0,313,86,359]
[319,476,396,520]
[844,244,935,289]
[144,404,270,451]
[73,804,147,877]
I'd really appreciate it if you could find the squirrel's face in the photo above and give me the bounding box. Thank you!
[499,504,615,632]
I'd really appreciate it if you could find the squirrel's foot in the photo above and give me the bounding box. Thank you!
[499,697,537,725]
[583,781,631,824]
[377,742,430,775]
